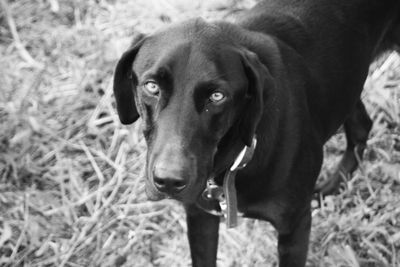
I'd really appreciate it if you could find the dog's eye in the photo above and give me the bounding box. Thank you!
[144,81,160,95]
[209,91,225,103]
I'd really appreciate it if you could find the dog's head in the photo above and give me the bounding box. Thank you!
[113,19,272,203]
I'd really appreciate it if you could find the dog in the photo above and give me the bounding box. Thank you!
[112,0,400,266]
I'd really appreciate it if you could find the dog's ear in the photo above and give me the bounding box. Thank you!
[113,33,145,124]
[239,50,272,146]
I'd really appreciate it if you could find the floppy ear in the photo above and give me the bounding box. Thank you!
[239,51,272,146]
[113,34,145,124]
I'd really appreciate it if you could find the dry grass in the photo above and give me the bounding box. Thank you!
[0,0,399,266]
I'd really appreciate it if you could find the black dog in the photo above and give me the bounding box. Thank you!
[113,0,400,266]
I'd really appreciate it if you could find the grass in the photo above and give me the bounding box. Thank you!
[0,0,399,266]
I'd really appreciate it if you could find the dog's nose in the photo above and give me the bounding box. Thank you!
[153,168,187,194]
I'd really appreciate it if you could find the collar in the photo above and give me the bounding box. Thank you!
[196,137,257,228]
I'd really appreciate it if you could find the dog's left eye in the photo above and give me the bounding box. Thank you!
[209,92,225,103]
[144,81,160,95]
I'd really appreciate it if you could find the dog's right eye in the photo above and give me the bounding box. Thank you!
[209,91,226,103]
[143,81,160,95]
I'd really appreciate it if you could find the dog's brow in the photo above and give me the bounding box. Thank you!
[141,67,171,83]
[196,80,224,91]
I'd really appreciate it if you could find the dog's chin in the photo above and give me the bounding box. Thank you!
[173,191,200,204]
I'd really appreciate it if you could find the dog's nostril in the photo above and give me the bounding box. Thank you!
[153,175,187,193]
[173,180,186,188]
[154,177,166,186]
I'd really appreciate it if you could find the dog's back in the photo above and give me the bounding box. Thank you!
[239,0,400,52]
[235,0,400,138]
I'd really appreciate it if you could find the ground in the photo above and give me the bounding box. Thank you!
[0,0,399,266]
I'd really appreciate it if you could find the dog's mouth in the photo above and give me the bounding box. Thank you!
[145,183,206,204]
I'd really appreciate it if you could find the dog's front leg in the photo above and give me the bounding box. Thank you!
[277,208,311,267]
[185,204,220,267]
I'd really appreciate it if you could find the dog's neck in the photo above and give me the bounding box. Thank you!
[198,137,257,227]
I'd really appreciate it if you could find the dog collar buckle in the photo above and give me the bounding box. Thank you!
[203,179,224,201]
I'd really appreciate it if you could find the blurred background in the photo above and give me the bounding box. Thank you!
[0,0,399,266]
